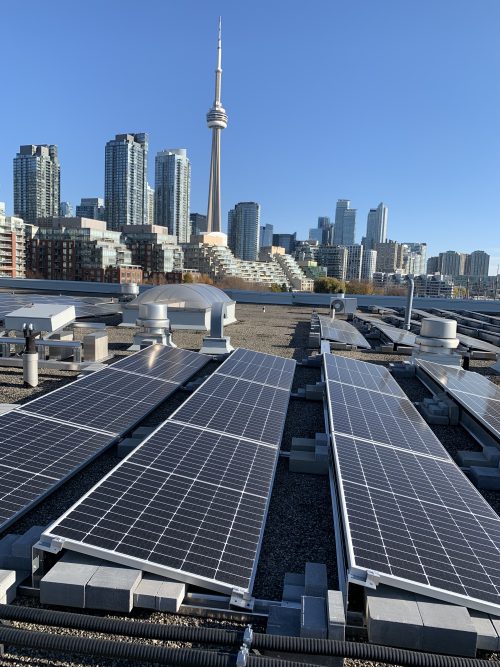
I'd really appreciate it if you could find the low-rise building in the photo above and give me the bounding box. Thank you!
[0,203,26,278]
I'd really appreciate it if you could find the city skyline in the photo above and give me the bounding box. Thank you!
[0,1,499,273]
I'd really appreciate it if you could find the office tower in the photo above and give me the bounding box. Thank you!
[375,241,404,272]
[190,213,208,237]
[333,199,356,245]
[316,245,348,280]
[309,228,323,243]
[272,233,297,254]
[146,184,155,226]
[467,250,490,277]
[59,201,73,217]
[427,256,439,274]
[260,223,274,247]
[0,203,25,278]
[345,244,363,281]
[104,133,148,230]
[402,242,427,276]
[438,250,462,276]
[76,197,106,221]
[361,249,377,281]
[154,149,191,243]
[227,202,260,261]
[13,144,60,225]
[206,18,228,233]
[364,202,388,249]
[318,216,333,244]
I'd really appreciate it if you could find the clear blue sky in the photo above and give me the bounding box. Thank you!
[1,0,499,274]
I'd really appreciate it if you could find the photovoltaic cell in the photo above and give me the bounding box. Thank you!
[318,315,371,349]
[216,348,296,388]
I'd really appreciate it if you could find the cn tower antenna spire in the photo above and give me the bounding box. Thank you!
[206,16,228,234]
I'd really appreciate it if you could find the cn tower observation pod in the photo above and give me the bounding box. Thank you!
[121,284,237,331]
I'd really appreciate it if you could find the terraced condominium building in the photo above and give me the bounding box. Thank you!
[154,149,191,243]
[13,144,60,225]
[105,133,148,230]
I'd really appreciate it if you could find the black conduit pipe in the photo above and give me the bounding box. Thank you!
[0,604,499,667]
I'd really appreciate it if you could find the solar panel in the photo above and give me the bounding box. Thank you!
[324,353,407,397]
[0,345,209,532]
[216,348,296,388]
[20,369,178,436]
[21,345,209,436]
[42,422,278,592]
[374,323,417,346]
[334,434,500,611]
[318,315,371,349]
[417,360,500,439]
[170,373,290,447]
[324,354,500,614]
[0,293,118,320]
[0,412,110,531]
[109,344,209,384]
[42,347,295,596]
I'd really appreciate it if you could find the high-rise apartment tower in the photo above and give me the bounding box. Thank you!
[227,202,260,261]
[104,133,148,230]
[364,203,388,249]
[13,144,60,225]
[154,149,191,243]
[333,199,356,245]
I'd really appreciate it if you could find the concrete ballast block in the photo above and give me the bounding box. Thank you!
[284,572,305,587]
[40,552,103,608]
[305,562,328,598]
[327,590,346,640]
[366,586,423,650]
[156,581,186,612]
[301,596,327,639]
[267,606,301,637]
[416,598,477,657]
[469,611,500,651]
[86,563,142,612]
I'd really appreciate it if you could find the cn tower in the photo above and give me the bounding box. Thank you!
[206,17,228,234]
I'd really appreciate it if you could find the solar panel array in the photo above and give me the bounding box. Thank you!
[374,322,417,346]
[417,360,500,440]
[324,353,500,614]
[0,293,118,320]
[317,315,371,349]
[0,345,209,532]
[42,348,296,595]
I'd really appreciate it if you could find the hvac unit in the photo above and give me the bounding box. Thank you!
[330,297,357,316]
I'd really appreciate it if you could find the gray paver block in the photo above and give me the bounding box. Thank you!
[117,437,143,458]
[327,590,346,640]
[416,598,477,656]
[456,451,491,467]
[133,575,165,609]
[289,451,327,474]
[156,581,185,612]
[282,583,305,603]
[86,563,142,612]
[284,572,305,587]
[291,437,316,452]
[469,611,499,651]
[267,606,301,637]
[305,562,328,598]
[132,426,155,437]
[0,535,18,567]
[469,466,500,491]
[366,586,423,650]
[315,433,329,446]
[40,552,103,608]
[11,525,47,559]
[301,596,327,639]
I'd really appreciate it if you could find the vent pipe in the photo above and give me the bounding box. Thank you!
[404,276,414,331]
